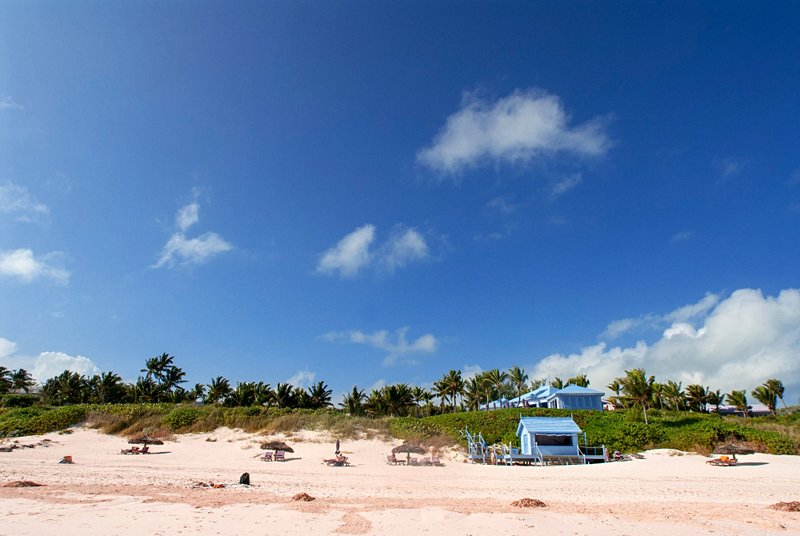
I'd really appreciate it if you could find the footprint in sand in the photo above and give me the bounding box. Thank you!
[334,512,372,535]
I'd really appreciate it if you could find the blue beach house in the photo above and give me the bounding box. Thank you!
[516,416,582,458]
[506,384,604,411]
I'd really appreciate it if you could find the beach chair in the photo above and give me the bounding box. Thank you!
[707,455,737,466]
[420,457,431,466]
[140,446,149,454]
[274,450,286,462]
[387,454,398,465]
[261,450,274,462]
[431,456,442,466]
[408,457,419,466]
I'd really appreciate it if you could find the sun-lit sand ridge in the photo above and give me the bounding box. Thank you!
[1,427,799,535]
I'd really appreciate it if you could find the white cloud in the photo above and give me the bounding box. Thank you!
[317,224,430,277]
[551,173,583,198]
[380,228,429,273]
[417,89,612,174]
[0,96,22,111]
[0,337,101,384]
[316,224,375,277]
[600,293,719,339]
[670,230,695,243]
[286,369,316,388]
[153,232,233,268]
[0,182,49,223]
[153,194,233,269]
[176,202,199,231]
[0,248,69,284]
[462,364,484,380]
[531,288,800,400]
[324,327,439,366]
[486,196,519,215]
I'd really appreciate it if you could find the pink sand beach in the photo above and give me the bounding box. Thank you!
[1,427,798,535]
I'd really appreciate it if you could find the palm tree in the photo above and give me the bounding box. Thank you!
[662,380,685,411]
[206,376,232,405]
[567,373,590,388]
[308,381,333,409]
[161,366,187,393]
[189,383,207,403]
[292,386,311,408]
[685,384,710,412]
[382,384,414,416]
[411,386,432,416]
[341,386,366,416]
[273,383,295,408]
[0,366,12,393]
[706,389,724,413]
[484,369,508,406]
[652,382,666,409]
[529,378,546,390]
[751,384,777,414]
[252,382,273,406]
[463,376,484,411]
[727,389,748,417]
[508,366,529,397]
[364,388,388,417]
[619,368,655,424]
[551,377,565,389]
[436,370,464,412]
[607,379,622,396]
[227,382,256,407]
[141,353,174,383]
[765,379,786,408]
[94,371,125,403]
[10,368,35,393]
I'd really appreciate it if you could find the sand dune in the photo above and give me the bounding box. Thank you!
[1,427,798,535]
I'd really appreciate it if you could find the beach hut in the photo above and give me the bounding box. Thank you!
[516,417,583,463]
[544,385,604,410]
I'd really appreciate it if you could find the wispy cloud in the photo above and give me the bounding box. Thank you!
[417,89,612,175]
[670,230,695,243]
[600,293,719,340]
[323,327,439,366]
[486,196,519,215]
[551,173,583,199]
[0,96,22,111]
[0,249,69,284]
[153,193,233,268]
[714,157,743,179]
[316,224,430,277]
[0,182,49,223]
[532,288,800,399]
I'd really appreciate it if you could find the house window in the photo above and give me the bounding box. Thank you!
[534,434,572,446]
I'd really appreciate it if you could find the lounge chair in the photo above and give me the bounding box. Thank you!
[274,450,286,462]
[431,456,443,466]
[420,457,431,466]
[261,450,274,462]
[120,446,140,455]
[408,457,419,466]
[323,455,349,467]
[140,446,149,454]
[387,454,398,465]
[707,455,737,466]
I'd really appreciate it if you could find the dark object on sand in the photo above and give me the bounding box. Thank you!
[770,501,800,512]
[292,492,315,502]
[335,438,340,455]
[239,472,250,485]
[128,436,164,447]
[260,440,294,453]
[511,498,546,508]
[3,480,44,487]
[59,455,73,464]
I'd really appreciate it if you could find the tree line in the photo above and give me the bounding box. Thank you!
[0,358,788,421]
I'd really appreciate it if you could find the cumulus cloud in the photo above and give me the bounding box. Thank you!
[317,224,376,277]
[0,248,69,284]
[600,293,719,340]
[0,337,101,384]
[531,288,800,401]
[417,89,612,174]
[0,182,49,223]
[153,195,233,268]
[323,327,439,366]
[317,224,430,277]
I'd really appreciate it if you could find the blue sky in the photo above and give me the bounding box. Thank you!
[1,2,799,404]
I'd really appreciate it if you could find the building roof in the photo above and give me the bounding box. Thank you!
[553,384,605,395]
[516,416,583,436]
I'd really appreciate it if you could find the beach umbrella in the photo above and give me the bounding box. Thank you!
[260,440,294,453]
[128,436,164,446]
[713,443,755,458]
[392,442,427,461]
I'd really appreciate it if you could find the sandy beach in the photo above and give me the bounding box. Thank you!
[1,427,798,535]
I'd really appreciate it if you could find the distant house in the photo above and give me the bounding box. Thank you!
[516,416,582,458]
[499,384,605,411]
[714,403,771,417]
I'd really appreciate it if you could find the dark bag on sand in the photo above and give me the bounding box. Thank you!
[239,472,250,485]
